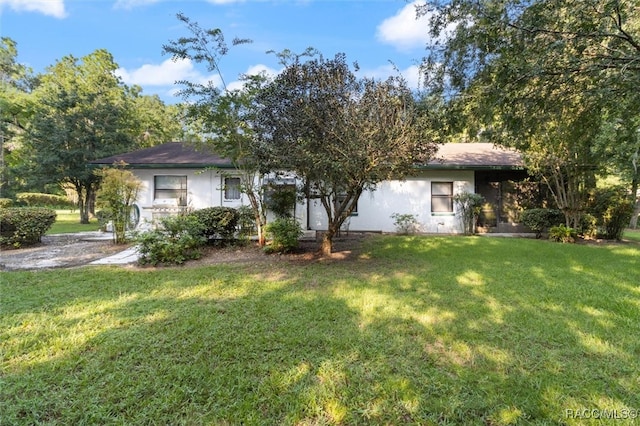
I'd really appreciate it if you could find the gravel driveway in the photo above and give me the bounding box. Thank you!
[0,232,129,271]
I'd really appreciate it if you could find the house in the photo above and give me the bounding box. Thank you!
[92,142,533,234]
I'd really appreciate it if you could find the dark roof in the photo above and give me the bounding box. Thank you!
[423,143,524,170]
[91,142,234,169]
[92,142,524,171]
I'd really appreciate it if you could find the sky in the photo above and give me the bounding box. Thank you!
[0,0,436,104]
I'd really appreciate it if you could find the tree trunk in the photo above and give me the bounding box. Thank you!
[321,229,335,256]
[629,176,639,229]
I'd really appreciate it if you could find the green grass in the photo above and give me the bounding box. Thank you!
[47,210,100,234]
[1,236,639,425]
[624,228,640,243]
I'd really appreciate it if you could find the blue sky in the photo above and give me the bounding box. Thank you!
[1,0,436,104]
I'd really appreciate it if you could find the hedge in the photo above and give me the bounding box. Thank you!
[0,207,57,248]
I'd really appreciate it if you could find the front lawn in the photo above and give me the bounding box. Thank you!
[47,210,101,234]
[2,236,639,425]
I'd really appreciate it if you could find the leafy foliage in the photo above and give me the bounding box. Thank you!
[162,14,269,246]
[189,206,239,243]
[15,192,72,208]
[264,185,297,219]
[421,0,640,228]
[0,207,56,247]
[264,218,303,254]
[586,186,635,240]
[136,215,206,266]
[391,213,420,235]
[521,208,564,238]
[95,166,142,244]
[548,224,577,243]
[453,192,484,235]
[255,51,438,254]
[27,50,135,224]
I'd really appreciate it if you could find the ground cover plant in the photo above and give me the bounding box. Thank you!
[1,236,639,425]
[47,210,100,234]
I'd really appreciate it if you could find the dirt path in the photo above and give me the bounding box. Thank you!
[0,233,127,271]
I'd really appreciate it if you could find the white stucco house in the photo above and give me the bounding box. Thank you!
[92,142,532,234]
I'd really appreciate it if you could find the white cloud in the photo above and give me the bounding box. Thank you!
[0,0,66,18]
[376,1,429,51]
[116,58,220,87]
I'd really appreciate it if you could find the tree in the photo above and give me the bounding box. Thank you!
[419,0,639,226]
[162,13,270,245]
[0,37,37,197]
[255,52,437,255]
[126,89,185,147]
[27,50,135,223]
[95,164,142,244]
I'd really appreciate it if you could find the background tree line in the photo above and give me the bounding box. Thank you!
[0,37,185,223]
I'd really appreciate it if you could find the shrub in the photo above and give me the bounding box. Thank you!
[189,207,239,243]
[0,207,57,248]
[136,215,206,266]
[453,192,485,235]
[586,186,634,240]
[96,168,142,244]
[0,198,13,208]
[264,218,303,254]
[548,224,577,243]
[521,208,564,238]
[16,192,73,208]
[579,213,598,239]
[391,213,420,235]
[237,205,257,238]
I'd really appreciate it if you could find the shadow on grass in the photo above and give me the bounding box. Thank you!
[2,235,639,424]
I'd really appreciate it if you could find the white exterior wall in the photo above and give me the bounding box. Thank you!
[305,170,474,233]
[131,168,247,226]
[130,168,474,234]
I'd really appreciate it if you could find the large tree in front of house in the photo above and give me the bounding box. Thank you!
[255,52,437,255]
[27,49,135,223]
[162,13,270,245]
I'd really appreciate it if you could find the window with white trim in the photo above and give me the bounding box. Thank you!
[431,181,453,213]
[224,177,241,200]
[154,175,187,206]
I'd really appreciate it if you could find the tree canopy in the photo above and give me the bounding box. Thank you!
[420,0,640,226]
[255,52,437,254]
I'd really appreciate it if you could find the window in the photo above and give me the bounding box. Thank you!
[335,193,358,216]
[431,182,453,213]
[224,177,241,200]
[154,176,187,205]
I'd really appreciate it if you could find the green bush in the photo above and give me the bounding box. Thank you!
[136,215,206,266]
[189,207,239,243]
[579,213,598,239]
[0,198,13,208]
[0,207,57,248]
[16,192,73,208]
[586,186,633,240]
[264,218,303,254]
[521,208,564,238]
[391,213,420,235]
[548,224,577,243]
[453,192,485,235]
[237,205,257,238]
